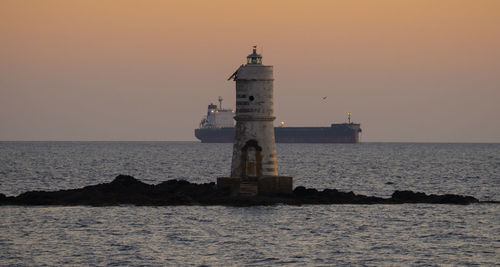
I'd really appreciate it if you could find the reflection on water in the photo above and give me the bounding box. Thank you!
[0,142,499,265]
[0,205,498,266]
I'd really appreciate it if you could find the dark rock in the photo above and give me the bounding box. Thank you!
[110,174,149,188]
[392,190,428,203]
[0,175,485,206]
[391,190,479,205]
[293,186,318,197]
[293,186,307,196]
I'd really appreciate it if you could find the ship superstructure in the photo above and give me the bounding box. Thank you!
[198,97,235,129]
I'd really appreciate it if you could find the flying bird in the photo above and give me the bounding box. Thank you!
[322,96,327,100]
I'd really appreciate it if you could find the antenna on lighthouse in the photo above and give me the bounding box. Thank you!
[218,96,223,109]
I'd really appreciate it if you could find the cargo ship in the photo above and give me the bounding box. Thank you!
[195,97,361,143]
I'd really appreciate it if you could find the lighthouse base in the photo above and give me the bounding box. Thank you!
[217,176,293,196]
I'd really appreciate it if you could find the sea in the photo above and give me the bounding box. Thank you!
[0,142,498,266]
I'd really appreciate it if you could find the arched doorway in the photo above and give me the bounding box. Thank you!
[240,139,262,177]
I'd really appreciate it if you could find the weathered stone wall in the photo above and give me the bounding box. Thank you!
[230,63,278,178]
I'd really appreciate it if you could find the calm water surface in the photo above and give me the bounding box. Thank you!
[0,142,499,265]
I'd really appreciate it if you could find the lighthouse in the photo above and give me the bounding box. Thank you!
[218,47,292,195]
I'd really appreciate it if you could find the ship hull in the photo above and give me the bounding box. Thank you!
[195,124,361,143]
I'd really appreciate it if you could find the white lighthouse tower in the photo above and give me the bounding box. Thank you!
[218,46,292,195]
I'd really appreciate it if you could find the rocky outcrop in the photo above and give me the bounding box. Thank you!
[0,175,484,206]
[390,190,480,205]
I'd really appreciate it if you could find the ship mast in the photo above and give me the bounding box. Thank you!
[218,96,223,109]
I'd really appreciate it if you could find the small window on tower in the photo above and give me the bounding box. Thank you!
[249,96,255,101]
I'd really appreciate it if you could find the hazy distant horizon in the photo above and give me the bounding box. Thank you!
[1,0,499,143]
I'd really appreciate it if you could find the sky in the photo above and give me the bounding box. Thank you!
[1,0,499,142]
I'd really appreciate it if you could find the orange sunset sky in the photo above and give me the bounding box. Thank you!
[1,0,499,142]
